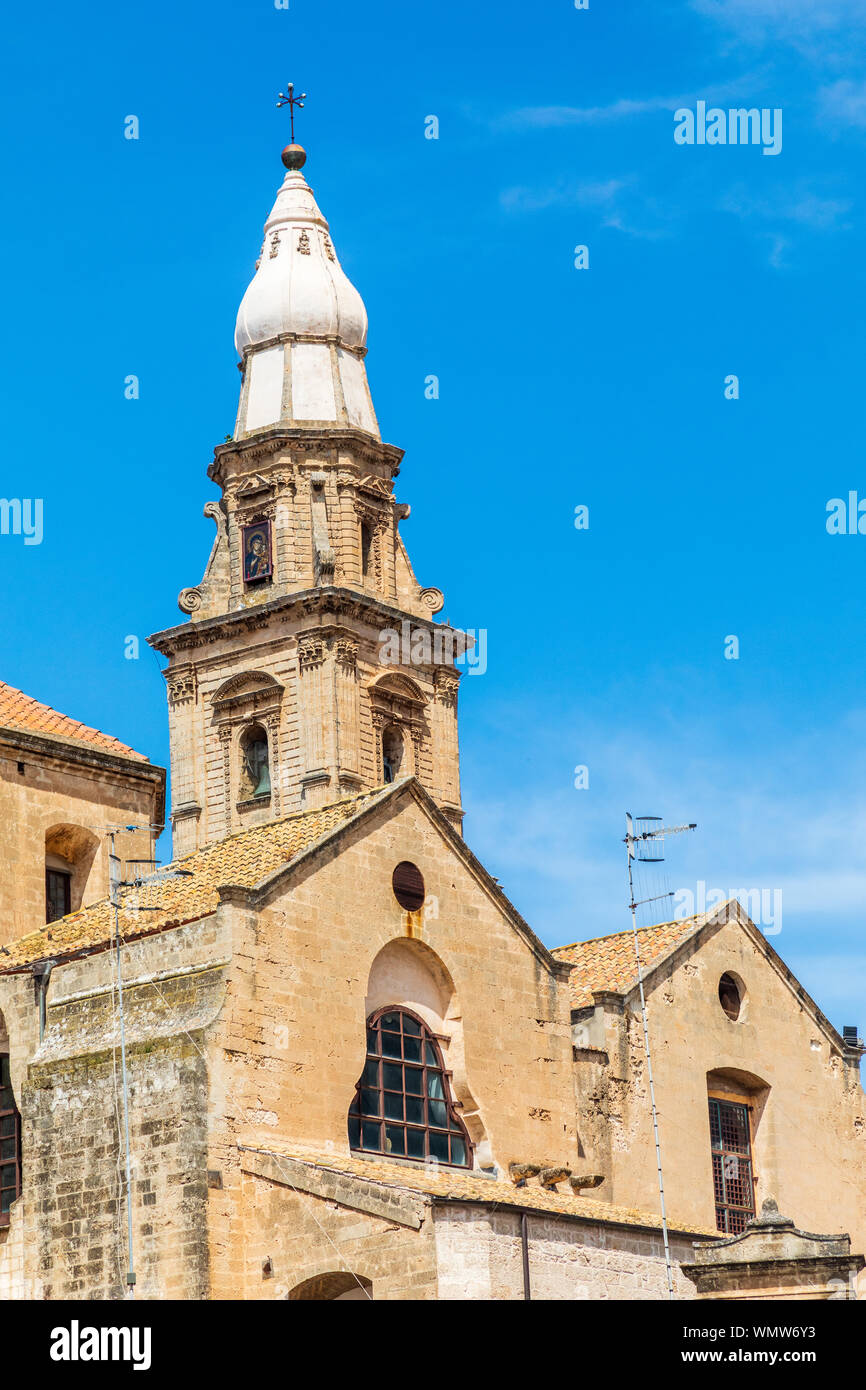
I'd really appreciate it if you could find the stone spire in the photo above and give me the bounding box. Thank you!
[233,144,379,440]
[149,134,466,856]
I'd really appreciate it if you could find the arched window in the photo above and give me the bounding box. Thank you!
[0,1034,21,1225]
[240,723,271,799]
[348,1007,472,1167]
[382,725,404,784]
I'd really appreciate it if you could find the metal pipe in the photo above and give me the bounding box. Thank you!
[32,960,56,1041]
[521,1212,531,1300]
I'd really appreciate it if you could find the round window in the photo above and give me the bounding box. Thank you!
[392,861,425,911]
[719,972,743,1021]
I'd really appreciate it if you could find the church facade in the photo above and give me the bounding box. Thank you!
[0,135,863,1301]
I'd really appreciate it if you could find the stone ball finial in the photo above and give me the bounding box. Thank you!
[281,143,307,170]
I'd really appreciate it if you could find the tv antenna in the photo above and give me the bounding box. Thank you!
[624,812,696,1300]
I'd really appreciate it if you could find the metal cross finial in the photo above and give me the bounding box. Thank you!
[276,82,307,143]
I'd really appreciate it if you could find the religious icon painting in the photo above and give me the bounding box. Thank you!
[242,520,273,583]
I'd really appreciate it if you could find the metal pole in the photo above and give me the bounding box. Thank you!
[627,833,675,1300]
[110,832,136,1299]
[521,1212,531,1300]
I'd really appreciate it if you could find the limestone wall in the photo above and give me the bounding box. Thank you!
[433,1204,698,1300]
[586,917,866,1257]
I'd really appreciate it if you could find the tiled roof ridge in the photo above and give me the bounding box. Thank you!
[166,784,385,871]
[551,914,709,1009]
[0,784,390,972]
[551,918,695,955]
[0,678,149,762]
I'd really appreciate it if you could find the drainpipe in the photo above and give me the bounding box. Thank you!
[521,1212,531,1300]
[31,960,56,1041]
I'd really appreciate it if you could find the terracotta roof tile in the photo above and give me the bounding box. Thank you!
[0,680,149,762]
[246,1142,716,1236]
[552,918,702,1008]
[0,788,385,971]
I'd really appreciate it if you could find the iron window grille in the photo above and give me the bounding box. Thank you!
[709,1096,755,1235]
[349,1007,472,1168]
[0,1055,21,1225]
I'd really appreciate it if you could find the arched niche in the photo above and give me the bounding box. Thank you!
[210,670,283,820]
[368,673,427,785]
[44,823,100,920]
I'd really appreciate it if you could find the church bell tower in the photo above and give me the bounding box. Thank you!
[149,128,466,856]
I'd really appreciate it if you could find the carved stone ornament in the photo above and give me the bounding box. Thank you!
[298,230,311,255]
[235,474,275,499]
[434,670,460,708]
[167,671,197,705]
[357,474,393,501]
[178,586,203,614]
[269,231,281,259]
[334,637,358,672]
[298,635,326,669]
[419,587,445,615]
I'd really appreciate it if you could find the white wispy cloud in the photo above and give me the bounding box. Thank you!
[499,177,628,214]
[498,97,681,131]
[818,79,866,129]
[499,176,677,240]
[692,0,865,47]
[717,180,853,266]
[495,73,772,133]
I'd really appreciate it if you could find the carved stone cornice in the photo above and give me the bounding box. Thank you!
[150,588,468,658]
[209,428,403,488]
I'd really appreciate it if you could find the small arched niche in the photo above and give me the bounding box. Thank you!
[44,823,100,921]
[239,722,271,800]
[382,725,404,784]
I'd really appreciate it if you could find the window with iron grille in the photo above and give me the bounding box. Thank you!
[709,1097,755,1234]
[348,1008,472,1168]
[0,1055,21,1224]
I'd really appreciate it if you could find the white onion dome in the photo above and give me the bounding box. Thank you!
[235,157,368,355]
[232,144,379,440]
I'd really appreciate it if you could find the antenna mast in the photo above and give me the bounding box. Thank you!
[624,813,696,1300]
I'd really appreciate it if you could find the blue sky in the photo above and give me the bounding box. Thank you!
[1,0,865,1034]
